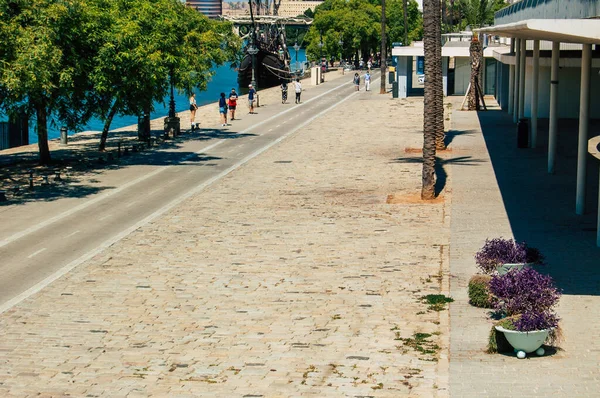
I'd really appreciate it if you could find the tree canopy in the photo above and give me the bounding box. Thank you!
[0,0,240,162]
[304,0,422,62]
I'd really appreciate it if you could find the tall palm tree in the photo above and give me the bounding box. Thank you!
[422,0,442,199]
[380,0,387,94]
[434,0,446,150]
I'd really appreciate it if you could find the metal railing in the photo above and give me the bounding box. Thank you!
[495,0,600,25]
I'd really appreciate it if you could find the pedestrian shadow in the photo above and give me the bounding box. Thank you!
[391,155,484,196]
[194,128,258,141]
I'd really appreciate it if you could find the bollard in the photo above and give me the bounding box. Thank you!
[60,127,68,145]
[0,191,6,202]
[517,118,529,148]
[28,170,34,190]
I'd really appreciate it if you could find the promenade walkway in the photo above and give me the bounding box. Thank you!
[1,74,599,396]
[0,79,452,396]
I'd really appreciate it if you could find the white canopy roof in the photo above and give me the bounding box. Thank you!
[477,19,600,45]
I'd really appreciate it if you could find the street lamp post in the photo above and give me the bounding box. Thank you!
[318,39,324,82]
[247,43,259,107]
[168,68,176,118]
[293,42,300,75]
[163,67,180,137]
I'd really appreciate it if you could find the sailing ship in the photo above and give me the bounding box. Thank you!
[236,0,295,89]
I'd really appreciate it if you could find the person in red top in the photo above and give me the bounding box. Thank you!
[228,88,238,120]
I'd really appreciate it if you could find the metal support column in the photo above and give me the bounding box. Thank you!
[531,40,540,148]
[548,41,560,174]
[508,64,515,115]
[513,38,521,123]
[518,38,526,120]
[576,43,592,215]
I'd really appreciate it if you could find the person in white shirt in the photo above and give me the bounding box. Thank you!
[364,71,371,91]
[294,78,302,104]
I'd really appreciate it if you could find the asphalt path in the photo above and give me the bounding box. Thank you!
[0,71,380,312]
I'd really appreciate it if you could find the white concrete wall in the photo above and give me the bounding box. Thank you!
[454,57,470,95]
[523,64,600,119]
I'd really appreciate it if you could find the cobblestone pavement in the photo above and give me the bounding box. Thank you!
[0,90,452,396]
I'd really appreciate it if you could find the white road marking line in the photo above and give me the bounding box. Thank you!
[0,140,225,249]
[125,201,138,208]
[65,230,80,238]
[98,214,113,221]
[27,248,46,259]
[268,129,273,132]
[0,78,362,315]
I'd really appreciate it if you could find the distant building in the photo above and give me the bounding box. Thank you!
[187,0,222,19]
[277,0,323,17]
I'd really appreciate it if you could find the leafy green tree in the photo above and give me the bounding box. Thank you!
[0,0,103,164]
[89,0,240,150]
[458,0,507,29]
[386,0,422,47]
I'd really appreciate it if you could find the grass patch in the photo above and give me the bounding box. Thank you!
[421,294,454,311]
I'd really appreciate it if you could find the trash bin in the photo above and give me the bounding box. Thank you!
[138,113,150,141]
[517,118,529,148]
[60,127,68,145]
[392,81,399,98]
[388,71,395,84]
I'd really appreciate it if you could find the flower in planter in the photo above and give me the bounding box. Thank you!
[474,238,544,275]
[488,267,561,316]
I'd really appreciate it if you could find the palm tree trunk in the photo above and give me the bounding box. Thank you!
[380,0,387,94]
[422,0,438,199]
[468,37,483,111]
[434,0,446,150]
[34,98,51,165]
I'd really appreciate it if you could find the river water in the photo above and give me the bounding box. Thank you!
[36,49,307,143]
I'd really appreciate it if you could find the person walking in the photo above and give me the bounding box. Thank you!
[248,84,256,114]
[364,71,371,91]
[189,93,198,130]
[219,92,228,126]
[228,88,238,120]
[294,78,302,104]
[353,73,360,91]
[281,80,288,104]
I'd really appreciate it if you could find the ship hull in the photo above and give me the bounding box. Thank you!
[238,50,289,89]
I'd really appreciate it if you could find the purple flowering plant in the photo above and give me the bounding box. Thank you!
[489,268,561,332]
[475,238,545,275]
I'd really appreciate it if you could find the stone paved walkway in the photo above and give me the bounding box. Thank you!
[0,91,452,396]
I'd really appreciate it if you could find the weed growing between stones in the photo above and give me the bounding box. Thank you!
[421,294,454,311]
[395,332,440,361]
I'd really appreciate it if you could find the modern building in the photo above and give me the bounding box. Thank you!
[277,0,323,17]
[187,0,222,19]
[476,0,600,245]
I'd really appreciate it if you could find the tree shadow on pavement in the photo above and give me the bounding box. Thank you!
[477,110,600,296]
[444,129,476,147]
[391,155,484,196]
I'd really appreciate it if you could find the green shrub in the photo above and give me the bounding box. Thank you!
[468,275,493,308]
[487,317,516,354]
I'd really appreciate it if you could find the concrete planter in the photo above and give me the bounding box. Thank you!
[496,262,533,275]
[495,326,549,358]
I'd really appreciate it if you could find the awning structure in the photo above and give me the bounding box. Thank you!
[391,44,507,58]
[477,19,600,44]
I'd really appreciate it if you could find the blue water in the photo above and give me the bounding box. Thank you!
[36,49,306,143]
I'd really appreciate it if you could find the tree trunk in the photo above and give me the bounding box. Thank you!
[468,37,483,111]
[403,0,408,46]
[34,99,51,165]
[434,0,446,150]
[422,0,438,200]
[99,100,119,151]
[380,0,387,94]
